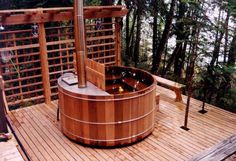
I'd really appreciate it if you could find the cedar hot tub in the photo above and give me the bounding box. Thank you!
[58,66,157,147]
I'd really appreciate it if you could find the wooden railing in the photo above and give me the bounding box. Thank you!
[0,6,127,109]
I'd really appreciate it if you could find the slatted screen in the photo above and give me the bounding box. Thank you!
[0,18,118,108]
[86,20,116,65]
[46,25,75,99]
[0,27,44,108]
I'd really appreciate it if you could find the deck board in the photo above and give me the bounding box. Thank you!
[7,86,236,161]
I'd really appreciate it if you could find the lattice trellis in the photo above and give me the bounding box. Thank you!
[46,25,75,99]
[0,6,126,109]
[86,20,116,65]
[0,28,43,108]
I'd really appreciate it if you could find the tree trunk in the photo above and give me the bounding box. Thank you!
[173,0,188,78]
[125,1,131,58]
[210,8,224,66]
[210,31,224,66]
[152,10,158,73]
[129,10,137,59]
[151,0,159,72]
[162,43,181,76]
[151,0,176,74]
[228,29,236,66]
[223,11,230,64]
[133,8,142,67]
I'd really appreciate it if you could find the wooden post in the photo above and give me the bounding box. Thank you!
[38,17,51,105]
[115,17,121,66]
[0,76,8,133]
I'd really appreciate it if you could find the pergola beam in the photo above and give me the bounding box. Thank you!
[0,6,128,26]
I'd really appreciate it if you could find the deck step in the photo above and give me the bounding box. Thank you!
[189,134,236,161]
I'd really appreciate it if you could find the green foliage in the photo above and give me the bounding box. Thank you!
[218,88,236,112]
[85,0,100,6]
[227,0,236,17]
[194,64,236,112]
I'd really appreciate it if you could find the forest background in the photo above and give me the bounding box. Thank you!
[0,0,235,112]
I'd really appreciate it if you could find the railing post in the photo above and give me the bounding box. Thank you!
[115,17,121,66]
[0,76,8,133]
[38,12,51,105]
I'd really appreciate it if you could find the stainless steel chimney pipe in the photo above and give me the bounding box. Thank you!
[74,0,87,88]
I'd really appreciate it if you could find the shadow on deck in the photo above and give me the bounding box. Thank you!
[7,86,236,161]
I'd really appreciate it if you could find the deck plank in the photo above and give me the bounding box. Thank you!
[6,86,236,161]
[14,110,57,161]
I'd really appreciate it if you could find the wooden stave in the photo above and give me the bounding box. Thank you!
[58,67,157,147]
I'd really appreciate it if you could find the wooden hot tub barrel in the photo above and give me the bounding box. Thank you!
[58,66,157,147]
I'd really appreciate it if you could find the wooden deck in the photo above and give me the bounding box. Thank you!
[6,86,236,161]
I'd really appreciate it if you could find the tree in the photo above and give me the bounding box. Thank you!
[162,0,189,77]
[151,0,176,74]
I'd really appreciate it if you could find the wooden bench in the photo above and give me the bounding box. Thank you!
[153,75,185,102]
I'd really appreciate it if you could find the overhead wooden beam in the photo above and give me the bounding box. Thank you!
[0,6,128,26]
[84,9,128,19]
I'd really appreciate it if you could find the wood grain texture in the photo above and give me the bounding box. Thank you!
[6,86,236,161]
[0,6,128,26]
[115,18,121,66]
[86,59,106,90]
[38,22,51,105]
[153,75,185,102]
[58,66,157,147]
[0,18,121,107]
[189,134,236,161]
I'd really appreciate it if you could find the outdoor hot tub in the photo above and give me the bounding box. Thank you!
[58,66,157,147]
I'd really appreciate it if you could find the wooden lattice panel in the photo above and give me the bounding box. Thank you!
[45,21,117,98]
[0,7,126,108]
[46,25,75,99]
[0,27,44,108]
[86,20,116,65]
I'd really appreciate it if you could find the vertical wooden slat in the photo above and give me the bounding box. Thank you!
[38,20,51,105]
[12,33,24,102]
[0,76,8,133]
[115,18,121,66]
